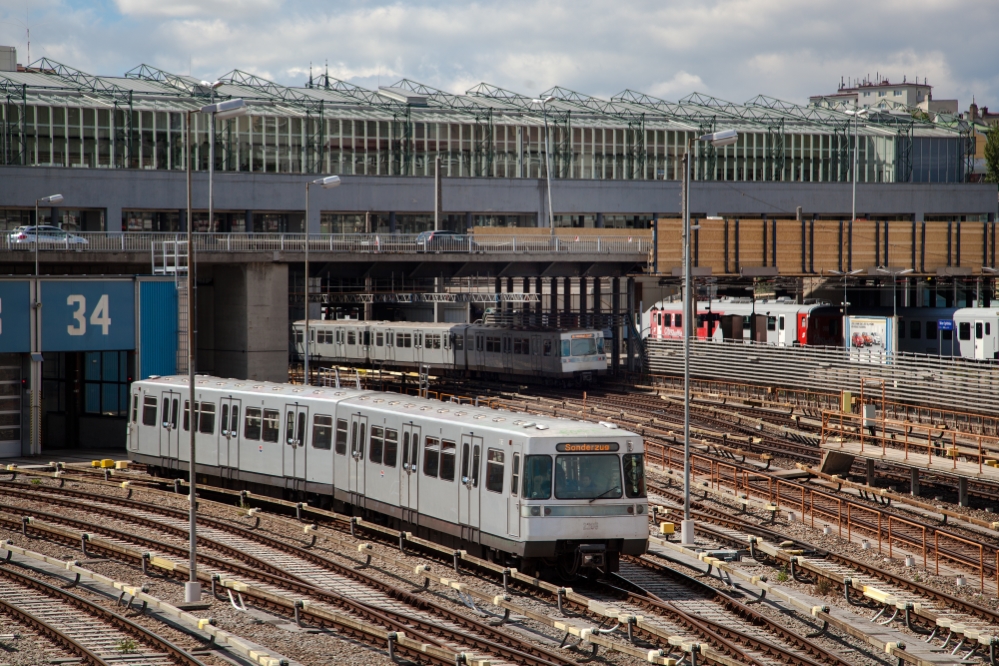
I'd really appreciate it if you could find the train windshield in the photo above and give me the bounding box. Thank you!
[570,336,597,356]
[622,454,646,498]
[554,454,623,500]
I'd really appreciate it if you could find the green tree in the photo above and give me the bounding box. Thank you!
[985,124,999,184]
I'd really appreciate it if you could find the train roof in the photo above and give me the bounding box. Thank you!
[292,320,604,334]
[135,375,637,440]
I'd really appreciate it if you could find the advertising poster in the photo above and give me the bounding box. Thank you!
[846,316,894,364]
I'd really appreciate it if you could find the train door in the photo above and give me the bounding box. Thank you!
[283,403,309,483]
[458,435,482,539]
[334,327,345,359]
[412,331,424,366]
[400,424,420,523]
[160,390,180,460]
[975,320,986,360]
[530,335,542,372]
[508,445,522,538]
[218,397,241,469]
[348,413,368,500]
[777,315,788,346]
[502,334,513,371]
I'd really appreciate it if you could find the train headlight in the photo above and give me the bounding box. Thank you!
[636,504,646,514]
[522,505,542,517]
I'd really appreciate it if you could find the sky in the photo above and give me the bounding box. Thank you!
[0,0,997,109]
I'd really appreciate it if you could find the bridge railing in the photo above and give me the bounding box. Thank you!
[0,231,652,255]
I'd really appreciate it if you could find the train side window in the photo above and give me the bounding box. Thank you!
[453,334,463,351]
[369,426,384,463]
[976,322,984,339]
[131,394,139,423]
[350,422,365,459]
[511,453,520,497]
[778,316,785,331]
[402,432,410,467]
[503,337,511,354]
[522,455,552,499]
[674,313,682,329]
[262,409,280,443]
[766,316,776,331]
[415,332,422,347]
[376,332,384,347]
[623,454,647,498]
[561,340,570,356]
[486,336,500,352]
[476,335,483,352]
[387,331,393,346]
[142,396,157,427]
[363,331,371,346]
[910,320,921,339]
[925,321,937,339]
[312,415,333,449]
[183,400,195,431]
[199,402,215,434]
[460,442,470,483]
[286,410,295,444]
[741,316,749,331]
[543,340,552,356]
[335,329,343,344]
[471,444,480,487]
[221,404,229,434]
[347,331,356,345]
[384,429,398,467]
[960,322,972,340]
[172,399,179,430]
[335,419,348,454]
[486,449,505,493]
[440,440,456,481]
[230,406,238,437]
[988,323,992,335]
[297,412,306,447]
[424,437,440,477]
[245,407,262,440]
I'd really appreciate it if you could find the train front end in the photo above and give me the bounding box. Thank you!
[558,330,607,383]
[518,425,648,576]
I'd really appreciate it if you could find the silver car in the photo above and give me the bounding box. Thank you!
[7,225,88,247]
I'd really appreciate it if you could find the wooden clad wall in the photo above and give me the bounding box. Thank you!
[654,218,996,276]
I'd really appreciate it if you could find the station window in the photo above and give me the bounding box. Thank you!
[83,351,131,416]
[959,322,972,340]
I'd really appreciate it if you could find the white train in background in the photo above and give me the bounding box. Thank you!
[293,320,608,384]
[128,375,649,574]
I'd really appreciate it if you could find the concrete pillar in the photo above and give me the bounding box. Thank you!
[522,277,531,319]
[593,278,602,331]
[579,277,588,328]
[627,277,636,372]
[563,277,572,327]
[958,477,968,507]
[612,277,621,374]
[550,277,559,326]
[910,468,920,497]
[104,206,122,233]
[212,263,290,382]
[866,459,875,487]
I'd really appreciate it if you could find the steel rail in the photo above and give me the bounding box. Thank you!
[0,560,207,666]
[0,484,570,666]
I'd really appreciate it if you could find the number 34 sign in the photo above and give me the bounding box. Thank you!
[42,281,134,351]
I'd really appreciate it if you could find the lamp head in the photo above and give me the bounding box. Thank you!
[531,96,556,105]
[200,80,224,90]
[201,98,247,120]
[38,194,63,205]
[699,129,739,147]
[312,175,341,189]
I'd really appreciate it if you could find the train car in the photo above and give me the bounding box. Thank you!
[869,306,999,359]
[644,298,841,347]
[294,320,608,384]
[128,375,648,574]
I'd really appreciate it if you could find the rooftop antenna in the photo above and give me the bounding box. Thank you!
[324,60,329,89]
[308,62,313,88]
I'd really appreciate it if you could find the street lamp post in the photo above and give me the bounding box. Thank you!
[877,267,914,319]
[181,97,247,605]
[200,95,247,234]
[680,129,738,546]
[30,193,63,455]
[531,96,556,236]
[303,175,341,386]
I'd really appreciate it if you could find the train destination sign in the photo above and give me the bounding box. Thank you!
[556,443,620,452]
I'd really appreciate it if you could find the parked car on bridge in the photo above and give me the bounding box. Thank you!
[7,225,88,247]
[415,230,479,253]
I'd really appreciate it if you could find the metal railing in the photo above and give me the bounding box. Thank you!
[0,232,652,256]
[646,338,999,417]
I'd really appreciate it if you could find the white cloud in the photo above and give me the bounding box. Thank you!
[0,0,995,109]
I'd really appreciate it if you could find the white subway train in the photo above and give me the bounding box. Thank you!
[859,307,999,359]
[293,320,608,384]
[128,375,648,574]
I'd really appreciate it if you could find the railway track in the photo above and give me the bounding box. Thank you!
[0,560,207,666]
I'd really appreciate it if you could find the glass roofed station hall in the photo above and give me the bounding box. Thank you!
[0,51,993,234]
